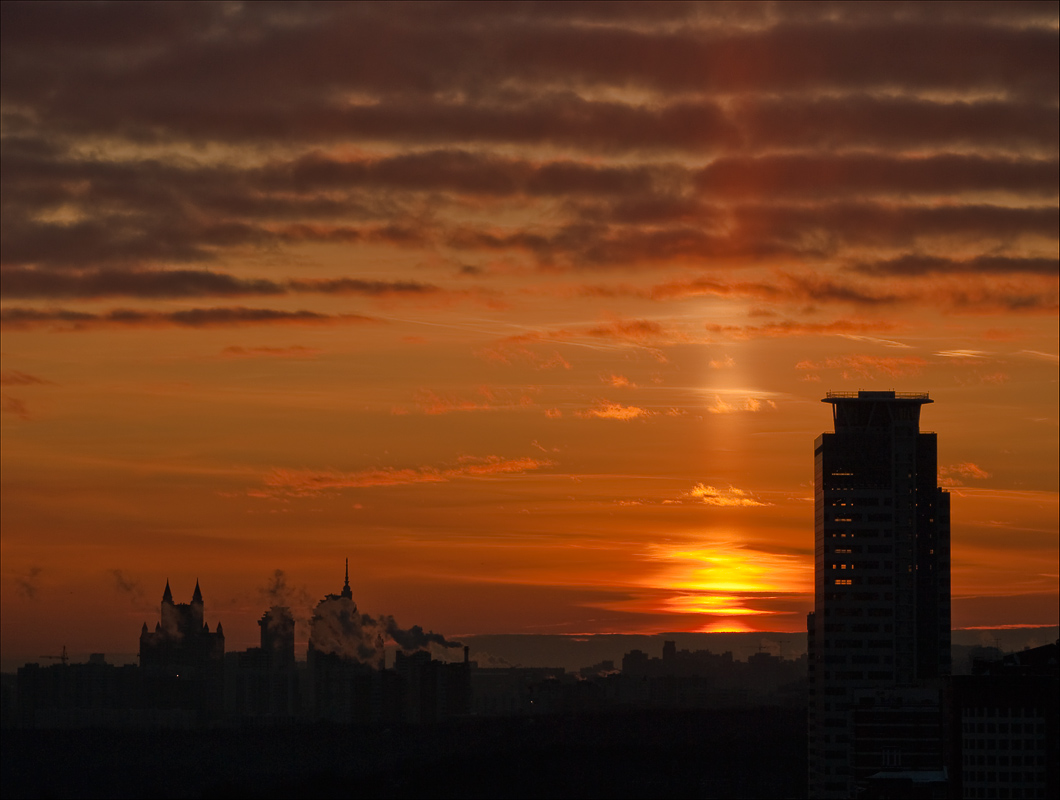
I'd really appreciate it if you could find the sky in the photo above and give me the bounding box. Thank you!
[1,1,1057,663]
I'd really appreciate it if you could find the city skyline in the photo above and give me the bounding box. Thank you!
[2,2,1057,666]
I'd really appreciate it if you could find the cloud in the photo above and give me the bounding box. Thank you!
[411,386,539,415]
[278,149,660,198]
[515,317,689,347]
[16,566,43,599]
[939,462,993,486]
[0,370,54,386]
[795,354,928,378]
[604,374,635,388]
[706,319,901,340]
[1017,350,1059,362]
[1,268,285,299]
[706,395,775,414]
[0,306,376,331]
[0,2,1055,335]
[109,569,146,605]
[260,455,553,497]
[220,345,322,359]
[646,270,911,306]
[2,395,32,420]
[642,271,1058,314]
[576,401,652,421]
[0,267,454,301]
[476,345,571,370]
[696,153,1059,200]
[852,254,1059,276]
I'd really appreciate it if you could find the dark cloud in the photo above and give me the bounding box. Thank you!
[4,4,1056,144]
[284,277,440,295]
[732,95,1059,155]
[0,2,1055,310]
[109,569,147,606]
[0,306,377,331]
[696,154,1059,200]
[1,268,445,300]
[16,566,42,599]
[705,319,902,339]
[851,254,1060,276]
[1,268,284,299]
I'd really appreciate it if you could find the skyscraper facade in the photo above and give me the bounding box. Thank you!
[808,391,951,798]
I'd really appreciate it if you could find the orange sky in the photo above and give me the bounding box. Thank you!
[1,2,1057,663]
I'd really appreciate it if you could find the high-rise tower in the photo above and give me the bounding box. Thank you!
[808,391,950,798]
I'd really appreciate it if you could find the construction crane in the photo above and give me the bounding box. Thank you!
[40,645,68,665]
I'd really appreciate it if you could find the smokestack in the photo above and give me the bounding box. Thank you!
[464,645,469,665]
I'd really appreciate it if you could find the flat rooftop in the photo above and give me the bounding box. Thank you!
[824,390,931,403]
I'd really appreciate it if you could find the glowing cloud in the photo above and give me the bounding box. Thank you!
[684,484,771,507]
[707,395,774,414]
[577,401,652,420]
[939,462,993,486]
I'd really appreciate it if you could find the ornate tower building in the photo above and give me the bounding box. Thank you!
[139,579,225,718]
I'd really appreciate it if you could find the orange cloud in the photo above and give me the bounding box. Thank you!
[605,374,636,388]
[413,386,539,415]
[707,395,774,414]
[503,317,692,350]
[795,354,927,378]
[476,345,571,370]
[260,455,554,497]
[684,484,771,507]
[576,401,652,420]
[706,319,901,340]
[939,462,992,486]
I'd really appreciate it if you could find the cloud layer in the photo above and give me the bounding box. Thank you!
[2,2,1055,319]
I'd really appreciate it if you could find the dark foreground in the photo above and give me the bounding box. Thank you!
[2,707,806,799]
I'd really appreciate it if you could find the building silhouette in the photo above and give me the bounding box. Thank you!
[224,606,299,719]
[808,391,951,797]
[948,642,1059,799]
[139,579,225,719]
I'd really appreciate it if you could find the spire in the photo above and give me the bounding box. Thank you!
[192,579,203,603]
[341,558,353,599]
[162,579,173,603]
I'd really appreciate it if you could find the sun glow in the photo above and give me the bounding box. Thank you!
[644,542,807,619]
[665,594,771,615]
